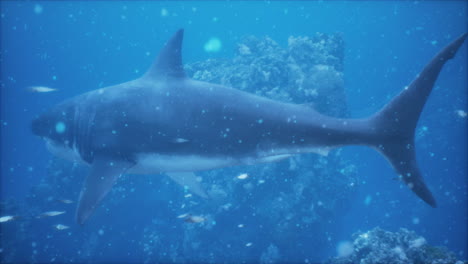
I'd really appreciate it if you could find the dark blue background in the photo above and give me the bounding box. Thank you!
[1,1,467,262]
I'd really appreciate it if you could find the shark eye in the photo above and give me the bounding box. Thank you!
[55,122,66,134]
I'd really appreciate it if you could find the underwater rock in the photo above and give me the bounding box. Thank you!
[327,227,463,264]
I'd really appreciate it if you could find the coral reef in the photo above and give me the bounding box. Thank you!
[185,32,347,117]
[327,228,463,264]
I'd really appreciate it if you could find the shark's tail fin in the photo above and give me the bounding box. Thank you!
[367,33,467,207]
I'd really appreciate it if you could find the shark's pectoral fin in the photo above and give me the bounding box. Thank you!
[167,172,209,198]
[76,156,134,225]
[255,154,293,164]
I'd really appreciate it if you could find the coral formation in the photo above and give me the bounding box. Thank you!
[327,228,463,264]
[185,32,347,117]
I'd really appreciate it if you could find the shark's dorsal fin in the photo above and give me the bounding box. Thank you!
[143,29,186,80]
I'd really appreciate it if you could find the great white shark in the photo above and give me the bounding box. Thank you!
[31,29,467,224]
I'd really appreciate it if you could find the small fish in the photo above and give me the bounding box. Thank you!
[57,199,74,204]
[38,211,66,218]
[0,215,19,223]
[53,224,70,230]
[172,138,189,143]
[28,86,58,93]
[177,213,189,219]
[184,215,206,223]
[237,173,249,180]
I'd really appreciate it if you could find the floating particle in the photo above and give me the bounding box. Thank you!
[364,195,372,206]
[456,109,467,118]
[55,122,66,134]
[98,229,104,235]
[237,173,249,180]
[204,37,222,53]
[161,8,168,17]
[34,4,43,15]
[412,217,420,225]
[238,224,244,228]
[245,242,253,247]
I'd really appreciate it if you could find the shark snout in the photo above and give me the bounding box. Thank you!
[31,116,44,136]
[31,114,52,138]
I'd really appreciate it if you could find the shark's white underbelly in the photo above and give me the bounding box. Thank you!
[46,139,328,174]
[129,153,238,174]
[46,140,239,173]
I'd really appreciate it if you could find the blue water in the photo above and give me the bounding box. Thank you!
[1,1,466,263]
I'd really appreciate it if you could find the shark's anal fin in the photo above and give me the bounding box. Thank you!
[167,172,209,198]
[76,156,134,225]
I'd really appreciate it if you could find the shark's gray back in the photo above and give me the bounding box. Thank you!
[77,77,331,162]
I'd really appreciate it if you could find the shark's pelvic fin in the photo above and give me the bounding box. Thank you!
[167,172,209,198]
[76,156,134,224]
[143,29,186,80]
[368,33,467,207]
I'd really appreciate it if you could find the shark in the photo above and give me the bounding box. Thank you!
[31,29,467,224]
